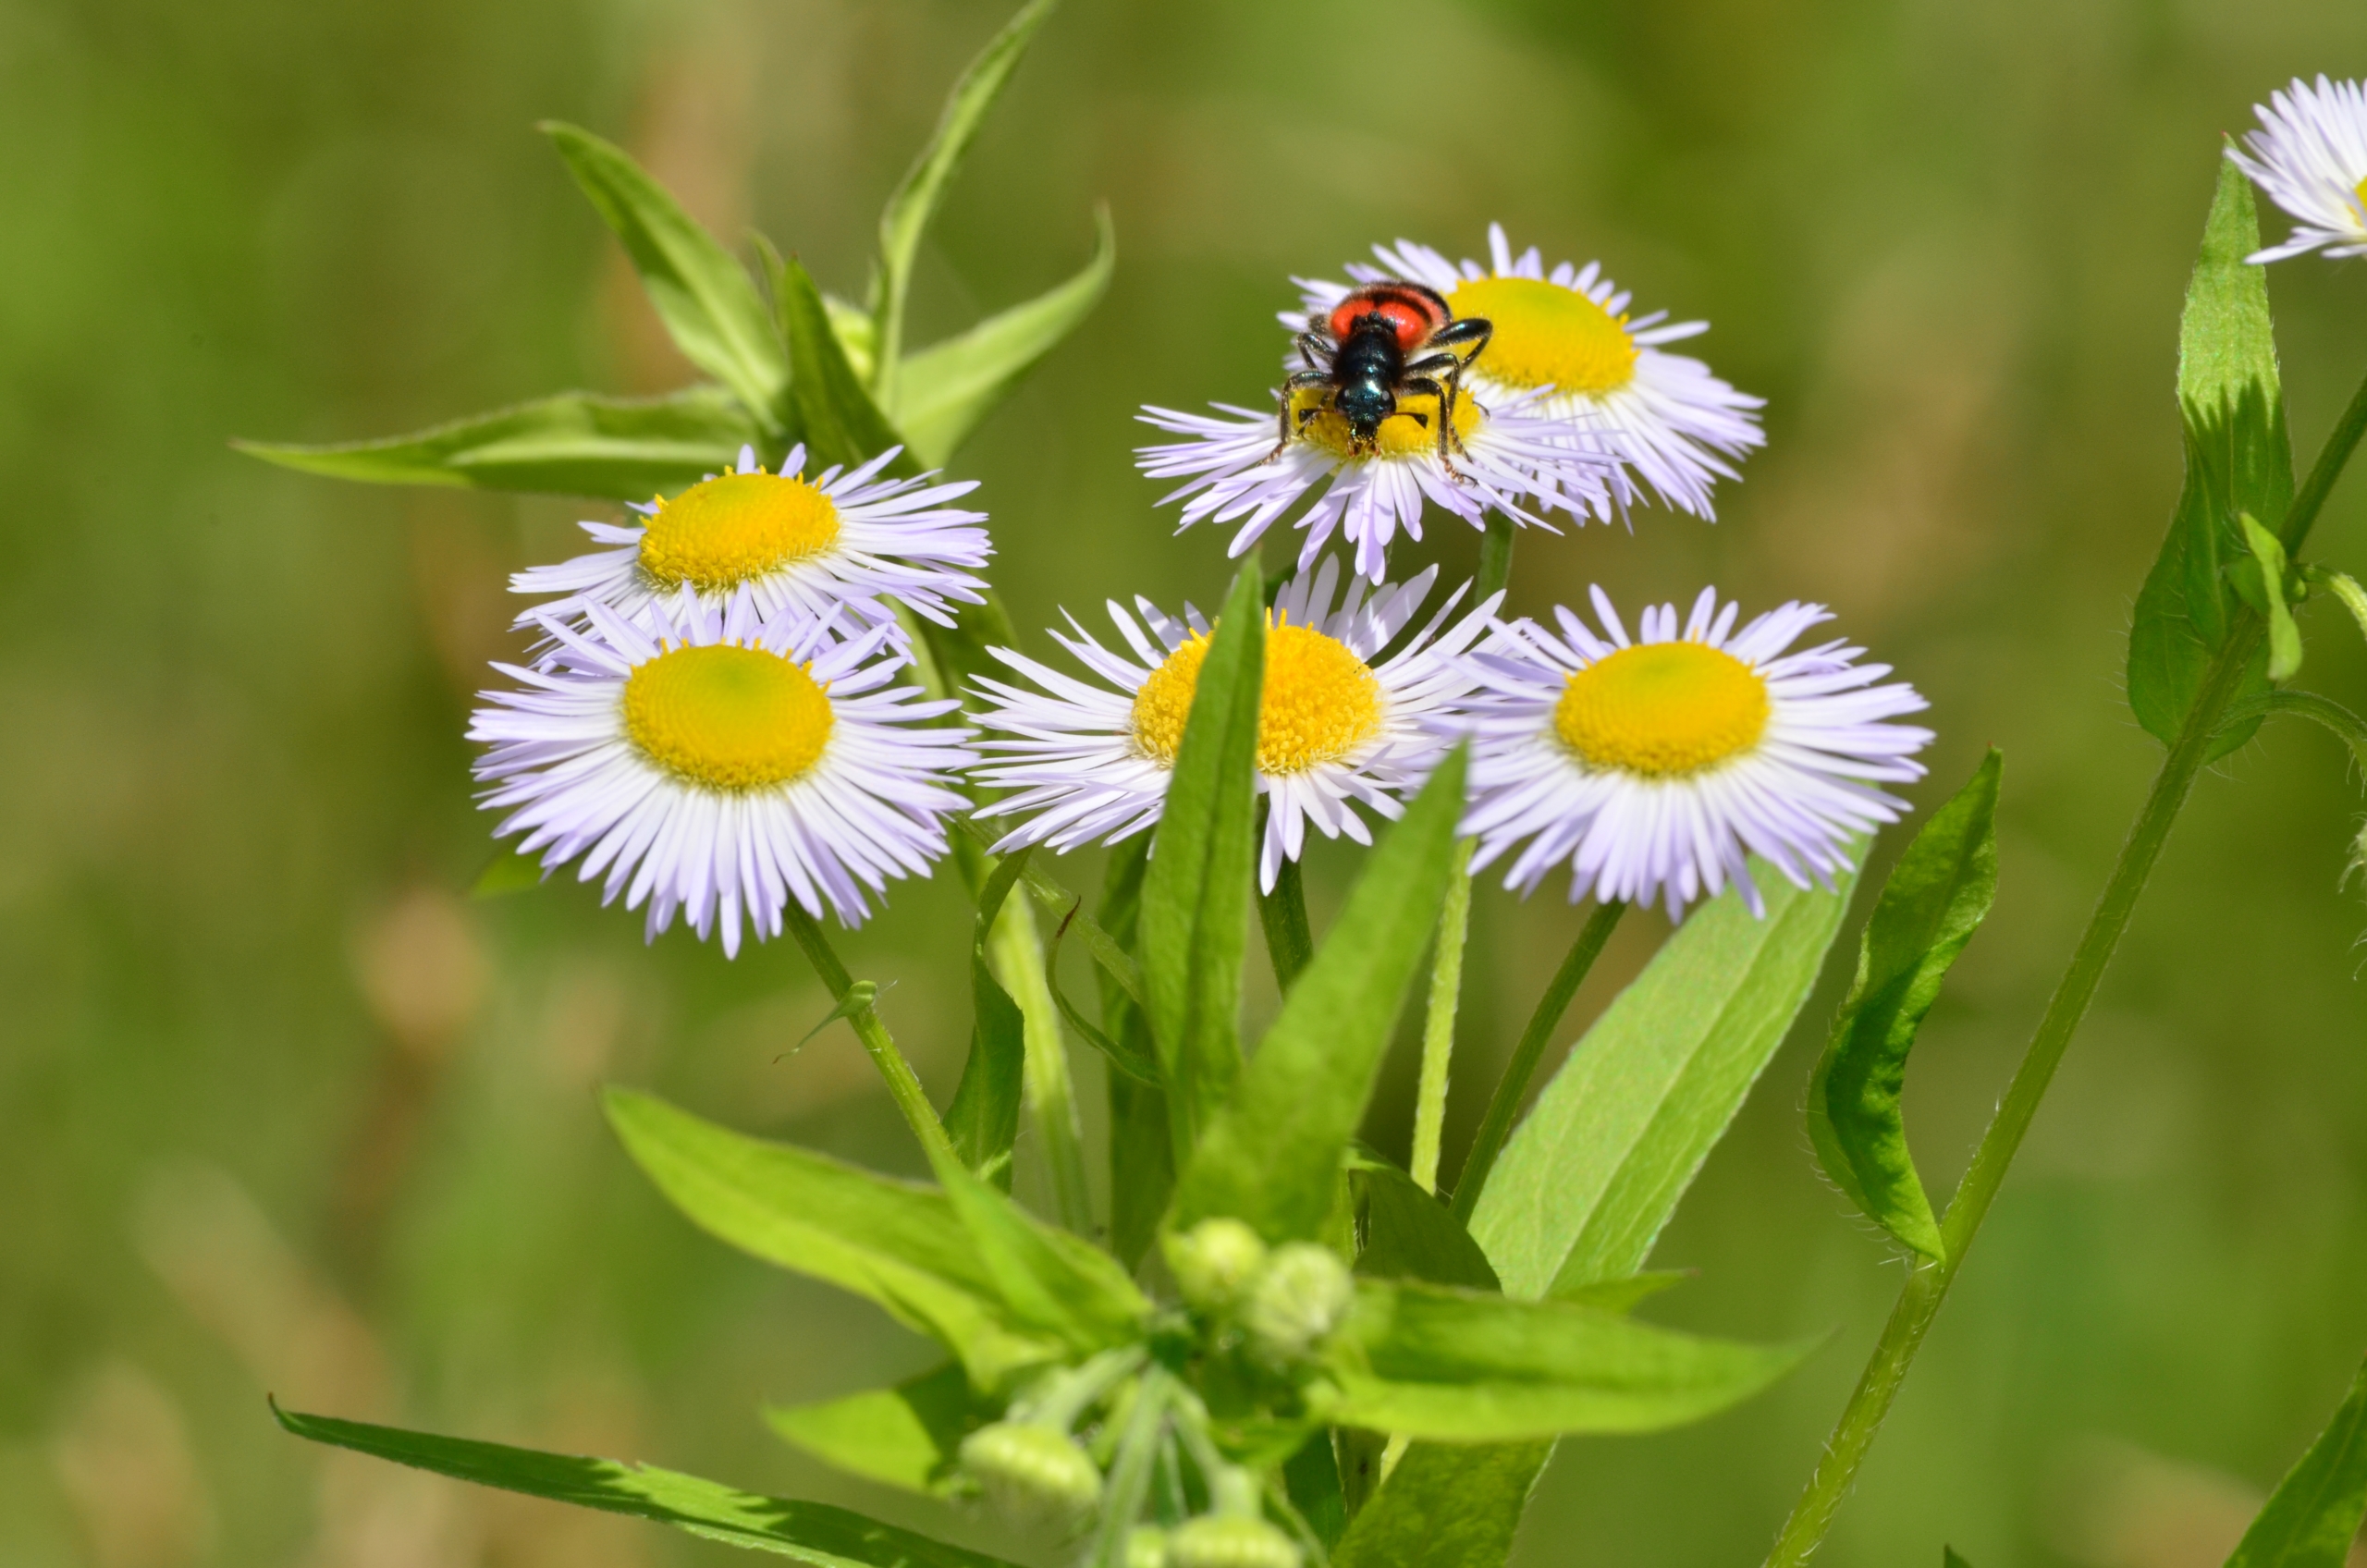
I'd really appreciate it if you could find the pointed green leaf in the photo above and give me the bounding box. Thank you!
[766,1363,986,1498]
[1140,564,1263,1154]
[471,841,546,900]
[872,0,1061,406]
[1313,1280,1806,1441]
[776,253,914,475]
[273,1403,1020,1567]
[1808,753,2001,1260]
[925,1151,1149,1355]
[236,386,760,500]
[541,123,787,421]
[1349,1152,1500,1292]
[895,206,1114,464]
[1096,837,1173,1270]
[1472,859,1859,1300]
[945,851,1033,1188]
[2128,153,2292,758]
[1171,749,1467,1244]
[1551,1270,1690,1314]
[2238,513,2304,681]
[2226,1354,2367,1568]
[1332,1438,1549,1568]
[603,1088,1058,1385]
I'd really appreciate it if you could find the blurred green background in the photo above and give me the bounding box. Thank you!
[9,0,2367,1564]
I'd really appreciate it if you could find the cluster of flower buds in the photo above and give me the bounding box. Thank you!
[1165,1218,1355,1366]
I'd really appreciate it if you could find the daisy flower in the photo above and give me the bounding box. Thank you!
[1456,586,1931,920]
[1135,390,1612,584]
[1293,225,1763,521]
[970,557,1500,890]
[511,442,989,638]
[2229,77,2367,263]
[470,590,975,953]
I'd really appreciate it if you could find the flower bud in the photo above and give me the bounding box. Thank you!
[1240,1242,1355,1363]
[1166,1218,1269,1313]
[1166,1514,1304,1568]
[958,1421,1102,1528]
[1124,1525,1172,1568]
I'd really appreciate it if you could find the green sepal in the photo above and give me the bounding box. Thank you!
[235,386,762,500]
[2225,1353,2367,1568]
[542,122,788,423]
[766,1363,987,1498]
[1807,751,2002,1260]
[273,1402,1018,1566]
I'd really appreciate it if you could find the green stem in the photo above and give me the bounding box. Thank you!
[1450,899,1626,1221]
[986,898,1094,1234]
[1412,839,1476,1194]
[782,900,959,1170]
[1257,853,1314,994]
[1765,353,2367,1568]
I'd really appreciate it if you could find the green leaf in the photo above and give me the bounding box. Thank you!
[1312,1280,1806,1441]
[471,841,546,900]
[542,123,788,423]
[924,1152,1149,1355]
[1471,858,1859,1300]
[2226,1354,2367,1568]
[945,851,1033,1189]
[1349,1152,1501,1292]
[2238,513,2305,681]
[766,1363,986,1497]
[235,386,761,500]
[273,1403,1019,1567]
[1331,1439,1551,1568]
[895,206,1115,465]
[1807,752,2002,1260]
[1945,1550,1974,1568]
[603,1088,1058,1386]
[775,253,914,475]
[2128,153,2293,759]
[872,0,1061,407]
[1097,837,1173,1271]
[1550,1270,1690,1314]
[1139,564,1263,1155]
[1171,749,1468,1244]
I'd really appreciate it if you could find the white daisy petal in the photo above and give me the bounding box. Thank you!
[970,559,1502,890]
[511,442,991,644]
[1453,586,1932,921]
[2229,77,2367,263]
[469,589,975,949]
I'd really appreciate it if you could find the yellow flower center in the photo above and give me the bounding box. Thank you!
[2356,174,2367,216]
[638,472,842,593]
[1446,276,1639,396]
[1130,621,1384,776]
[623,643,834,790]
[1553,641,1769,777]
[1293,387,1483,460]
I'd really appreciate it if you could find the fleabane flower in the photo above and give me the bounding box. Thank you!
[971,558,1500,890]
[1455,586,1931,920]
[470,591,975,952]
[511,442,989,639]
[2229,77,2367,263]
[1135,389,1611,584]
[1294,226,1763,521]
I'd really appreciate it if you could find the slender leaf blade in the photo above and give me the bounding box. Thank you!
[1471,858,1859,1299]
[1097,837,1173,1269]
[766,1363,986,1497]
[1331,1439,1550,1568]
[1139,565,1263,1154]
[1807,752,2001,1259]
[274,1404,1020,1567]
[542,123,788,421]
[235,386,759,500]
[896,205,1115,464]
[2226,1354,2367,1568]
[1350,1153,1500,1292]
[945,851,1035,1188]
[777,254,915,475]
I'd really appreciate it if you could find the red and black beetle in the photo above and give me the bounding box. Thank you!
[1276,280,1493,463]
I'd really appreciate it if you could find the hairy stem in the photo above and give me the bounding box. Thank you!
[1412,839,1477,1193]
[1257,853,1314,994]
[1450,899,1625,1221]
[783,900,959,1170]
[987,898,1094,1233]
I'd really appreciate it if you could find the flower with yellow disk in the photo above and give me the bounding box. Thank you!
[1455,586,1931,920]
[2229,77,2367,263]
[969,557,1499,891]
[1294,225,1763,521]
[512,443,990,639]
[469,591,975,953]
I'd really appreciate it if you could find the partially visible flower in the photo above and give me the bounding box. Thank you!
[512,442,989,638]
[1135,390,1610,584]
[2230,77,2367,263]
[971,558,1497,891]
[1293,226,1763,521]
[469,591,974,952]
[1455,586,1931,920]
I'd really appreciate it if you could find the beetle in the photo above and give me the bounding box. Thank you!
[1274,280,1493,466]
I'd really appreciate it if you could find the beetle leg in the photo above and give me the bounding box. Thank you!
[1269,373,1333,461]
[1427,316,1493,367]
[1295,331,1334,373]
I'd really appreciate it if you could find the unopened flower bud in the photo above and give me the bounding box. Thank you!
[1166,1218,1269,1312]
[1167,1514,1304,1568]
[958,1421,1102,1528]
[1240,1242,1354,1363]
[1124,1525,1172,1568]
